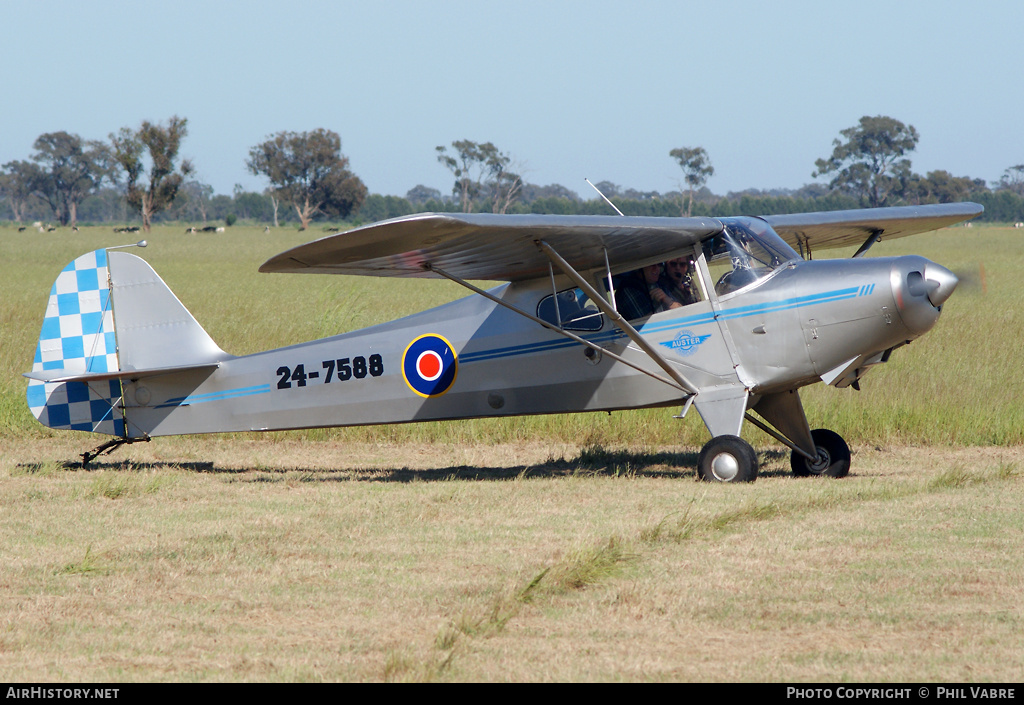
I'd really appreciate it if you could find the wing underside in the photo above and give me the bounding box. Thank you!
[259,212,724,281]
[765,202,983,254]
[260,203,983,281]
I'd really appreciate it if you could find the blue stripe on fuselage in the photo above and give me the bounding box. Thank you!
[460,285,865,364]
[156,384,271,409]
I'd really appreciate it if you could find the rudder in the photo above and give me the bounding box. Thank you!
[106,250,225,372]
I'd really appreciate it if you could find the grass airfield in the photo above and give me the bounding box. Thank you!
[1,222,1022,682]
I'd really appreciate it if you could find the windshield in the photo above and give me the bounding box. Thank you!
[702,217,800,296]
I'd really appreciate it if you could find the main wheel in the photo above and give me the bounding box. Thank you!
[697,435,758,483]
[791,428,850,478]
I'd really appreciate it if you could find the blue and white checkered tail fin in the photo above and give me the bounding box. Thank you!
[26,249,227,438]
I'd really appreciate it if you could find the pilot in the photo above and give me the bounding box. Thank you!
[617,264,678,319]
[664,256,699,306]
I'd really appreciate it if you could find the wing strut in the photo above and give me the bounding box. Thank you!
[423,264,691,394]
[535,240,701,396]
[852,229,884,259]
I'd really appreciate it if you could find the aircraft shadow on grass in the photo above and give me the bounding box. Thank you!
[18,448,796,482]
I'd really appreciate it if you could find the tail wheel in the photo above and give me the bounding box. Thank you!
[698,435,758,483]
[791,428,850,478]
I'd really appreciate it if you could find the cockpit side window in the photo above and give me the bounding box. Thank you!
[606,254,705,322]
[537,288,604,331]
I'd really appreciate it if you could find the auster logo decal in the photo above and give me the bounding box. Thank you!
[659,329,711,357]
[402,334,458,398]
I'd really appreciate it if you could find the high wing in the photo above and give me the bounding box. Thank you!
[259,212,723,281]
[260,203,983,280]
[764,202,983,255]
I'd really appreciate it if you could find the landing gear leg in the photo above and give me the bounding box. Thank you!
[790,428,850,478]
[698,435,758,483]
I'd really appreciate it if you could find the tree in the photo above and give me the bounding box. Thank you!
[78,186,129,224]
[358,194,415,223]
[27,131,113,228]
[169,179,214,223]
[489,162,523,214]
[670,147,714,216]
[0,160,44,224]
[998,164,1024,196]
[906,170,984,205]
[436,140,521,213]
[406,184,442,204]
[247,128,367,229]
[813,116,919,208]
[519,183,579,202]
[110,116,194,232]
[267,191,281,228]
[233,187,276,223]
[592,180,620,198]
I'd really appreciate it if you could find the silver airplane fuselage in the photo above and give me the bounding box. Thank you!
[116,250,952,440]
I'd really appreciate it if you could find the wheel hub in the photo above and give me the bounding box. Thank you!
[808,448,831,473]
[710,452,740,481]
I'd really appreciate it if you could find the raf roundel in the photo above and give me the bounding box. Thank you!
[402,334,458,398]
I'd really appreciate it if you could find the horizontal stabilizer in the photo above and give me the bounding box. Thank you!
[24,362,220,384]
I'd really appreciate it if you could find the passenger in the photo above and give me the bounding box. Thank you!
[648,262,683,312]
[664,256,700,306]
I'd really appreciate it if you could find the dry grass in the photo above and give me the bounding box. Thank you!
[1,437,1021,682]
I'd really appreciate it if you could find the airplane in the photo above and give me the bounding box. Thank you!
[24,201,982,480]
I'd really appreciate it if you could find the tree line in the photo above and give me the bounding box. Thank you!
[2,115,1023,230]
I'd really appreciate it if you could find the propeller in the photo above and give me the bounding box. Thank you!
[948,263,985,294]
[922,262,958,307]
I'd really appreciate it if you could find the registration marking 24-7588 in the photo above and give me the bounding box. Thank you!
[276,355,384,390]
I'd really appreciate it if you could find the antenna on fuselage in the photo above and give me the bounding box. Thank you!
[585,178,625,217]
[584,179,623,313]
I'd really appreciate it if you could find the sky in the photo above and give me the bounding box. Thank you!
[3,0,1022,200]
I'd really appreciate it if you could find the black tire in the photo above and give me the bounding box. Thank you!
[697,435,758,483]
[791,428,850,478]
